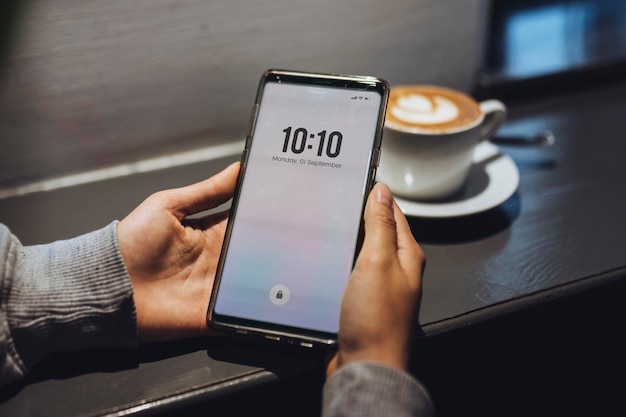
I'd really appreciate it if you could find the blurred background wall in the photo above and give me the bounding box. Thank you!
[0,0,486,189]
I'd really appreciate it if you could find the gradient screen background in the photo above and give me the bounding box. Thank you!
[214,80,383,334]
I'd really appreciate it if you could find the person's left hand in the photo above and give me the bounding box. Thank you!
[117,162,240,343]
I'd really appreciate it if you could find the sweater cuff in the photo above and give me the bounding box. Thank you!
[7,221,138,375]
[322,362,434,417]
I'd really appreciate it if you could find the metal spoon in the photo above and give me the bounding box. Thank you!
[490,129,555,147]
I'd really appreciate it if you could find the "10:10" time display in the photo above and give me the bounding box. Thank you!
[282,127,343,158]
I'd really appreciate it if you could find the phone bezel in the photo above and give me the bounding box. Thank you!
[207,69,389,347]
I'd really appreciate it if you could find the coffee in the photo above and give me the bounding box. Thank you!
[380,84,507,200]
[385,85,482,133]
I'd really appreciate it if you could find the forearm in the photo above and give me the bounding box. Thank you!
[322,362,434,417]
[0,222,138,386]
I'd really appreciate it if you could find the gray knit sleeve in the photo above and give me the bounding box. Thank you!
[0,222,138,386]
[322,362,434,417]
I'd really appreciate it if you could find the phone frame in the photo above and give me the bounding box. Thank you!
[207,69,389,347]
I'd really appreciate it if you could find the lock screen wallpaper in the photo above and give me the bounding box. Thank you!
[213,80,383,334]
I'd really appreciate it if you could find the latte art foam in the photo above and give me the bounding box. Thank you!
[386,85,482,133]
[392,94,459,125]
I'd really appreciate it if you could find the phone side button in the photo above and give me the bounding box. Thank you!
[246,104,259,138]
[372,148,381,167]
[240,149,249,164]
[264,335,281,342]
[299,342,313,348]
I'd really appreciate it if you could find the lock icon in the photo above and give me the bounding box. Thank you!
[270,285,289,305]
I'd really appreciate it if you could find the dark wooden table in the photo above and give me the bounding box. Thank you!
[1,80,626,416]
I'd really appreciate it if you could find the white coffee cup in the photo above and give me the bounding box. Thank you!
[378,85,506,201]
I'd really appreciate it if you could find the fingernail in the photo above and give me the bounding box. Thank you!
[375,183,393,208]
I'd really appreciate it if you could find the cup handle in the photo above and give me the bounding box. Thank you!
[478,99,507,141]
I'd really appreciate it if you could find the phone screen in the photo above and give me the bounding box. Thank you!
[211,71,387,341]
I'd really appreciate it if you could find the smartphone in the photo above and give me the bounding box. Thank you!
[207,69,389,347]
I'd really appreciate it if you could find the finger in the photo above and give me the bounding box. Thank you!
[392,200,424,281]
[326,354,339,379]
[361,182,398,254]
[181,208,230,230]
[392,201,412,255]
[172,162,240,217]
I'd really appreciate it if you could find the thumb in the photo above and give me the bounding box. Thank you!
[171,162,240,218]
[361,182,398,254]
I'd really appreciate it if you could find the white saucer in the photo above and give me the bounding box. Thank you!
[382,142,519,218]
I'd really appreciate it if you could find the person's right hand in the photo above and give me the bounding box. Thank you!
[117,162,240,343]
[326,182,425,377]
